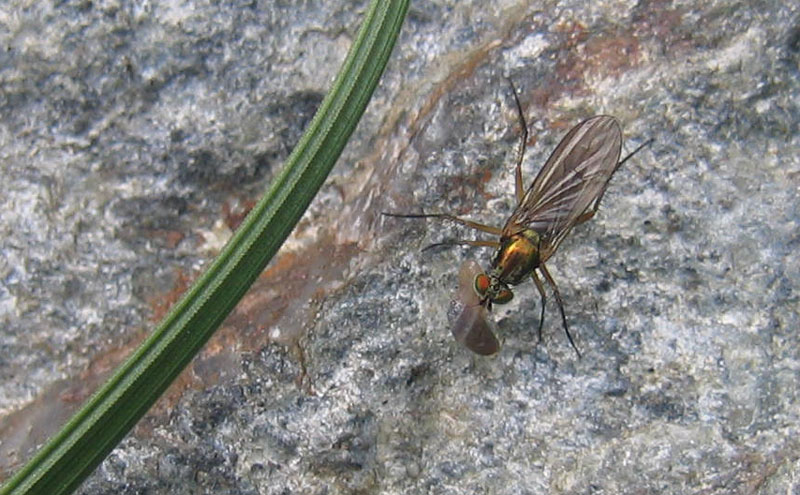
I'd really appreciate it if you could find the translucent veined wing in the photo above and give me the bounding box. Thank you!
[503,116,622,260]
[448,260,499,355]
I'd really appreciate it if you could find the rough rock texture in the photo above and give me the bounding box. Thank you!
[1,0,798,494]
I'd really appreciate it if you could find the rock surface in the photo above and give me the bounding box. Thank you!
[1,0,798,493]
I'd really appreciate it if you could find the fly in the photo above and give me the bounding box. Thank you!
[386,79,652,356]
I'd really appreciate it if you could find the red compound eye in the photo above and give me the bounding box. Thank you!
[492,288,514,305]
[473,273,490,297]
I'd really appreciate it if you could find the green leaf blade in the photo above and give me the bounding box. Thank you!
[1,0,409,493]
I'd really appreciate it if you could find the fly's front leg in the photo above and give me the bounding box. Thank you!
[422,239,500,252]
[382,212,503,236]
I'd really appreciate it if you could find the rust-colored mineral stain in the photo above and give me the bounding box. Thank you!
[555,19,590,48]
[554,31,642,92]
[149,268,193,322]
[222,198,257,231]
[632,0,691,53]
[0,324,154,477]
[232,232,360,348]
[527,20,645,109]
[444,164,499,208]
[260,250,301,280]
[582,35,641,76]
[145,228,186,249]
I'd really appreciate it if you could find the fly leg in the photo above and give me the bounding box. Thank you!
[506,77,528,205]
[574,137,655,226]
[422,239,500,252]
[382,212,502,252]
[382,212,503,235]
[539,263,582,358]
[531,270,547,344]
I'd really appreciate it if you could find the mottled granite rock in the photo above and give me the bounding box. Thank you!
[1,0,798,494]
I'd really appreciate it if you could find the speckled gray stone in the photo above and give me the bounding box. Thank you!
[1,0,798,494]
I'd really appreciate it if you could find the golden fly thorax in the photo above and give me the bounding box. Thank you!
[474,229,541,306]
[491,229,541,285]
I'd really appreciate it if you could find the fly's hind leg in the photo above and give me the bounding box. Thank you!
[531,270,547,344]
[574,137,655,226]
[539,263,582,358]
[506,78,529,205]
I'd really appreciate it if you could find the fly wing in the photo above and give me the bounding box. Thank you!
[504,116,622,260]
